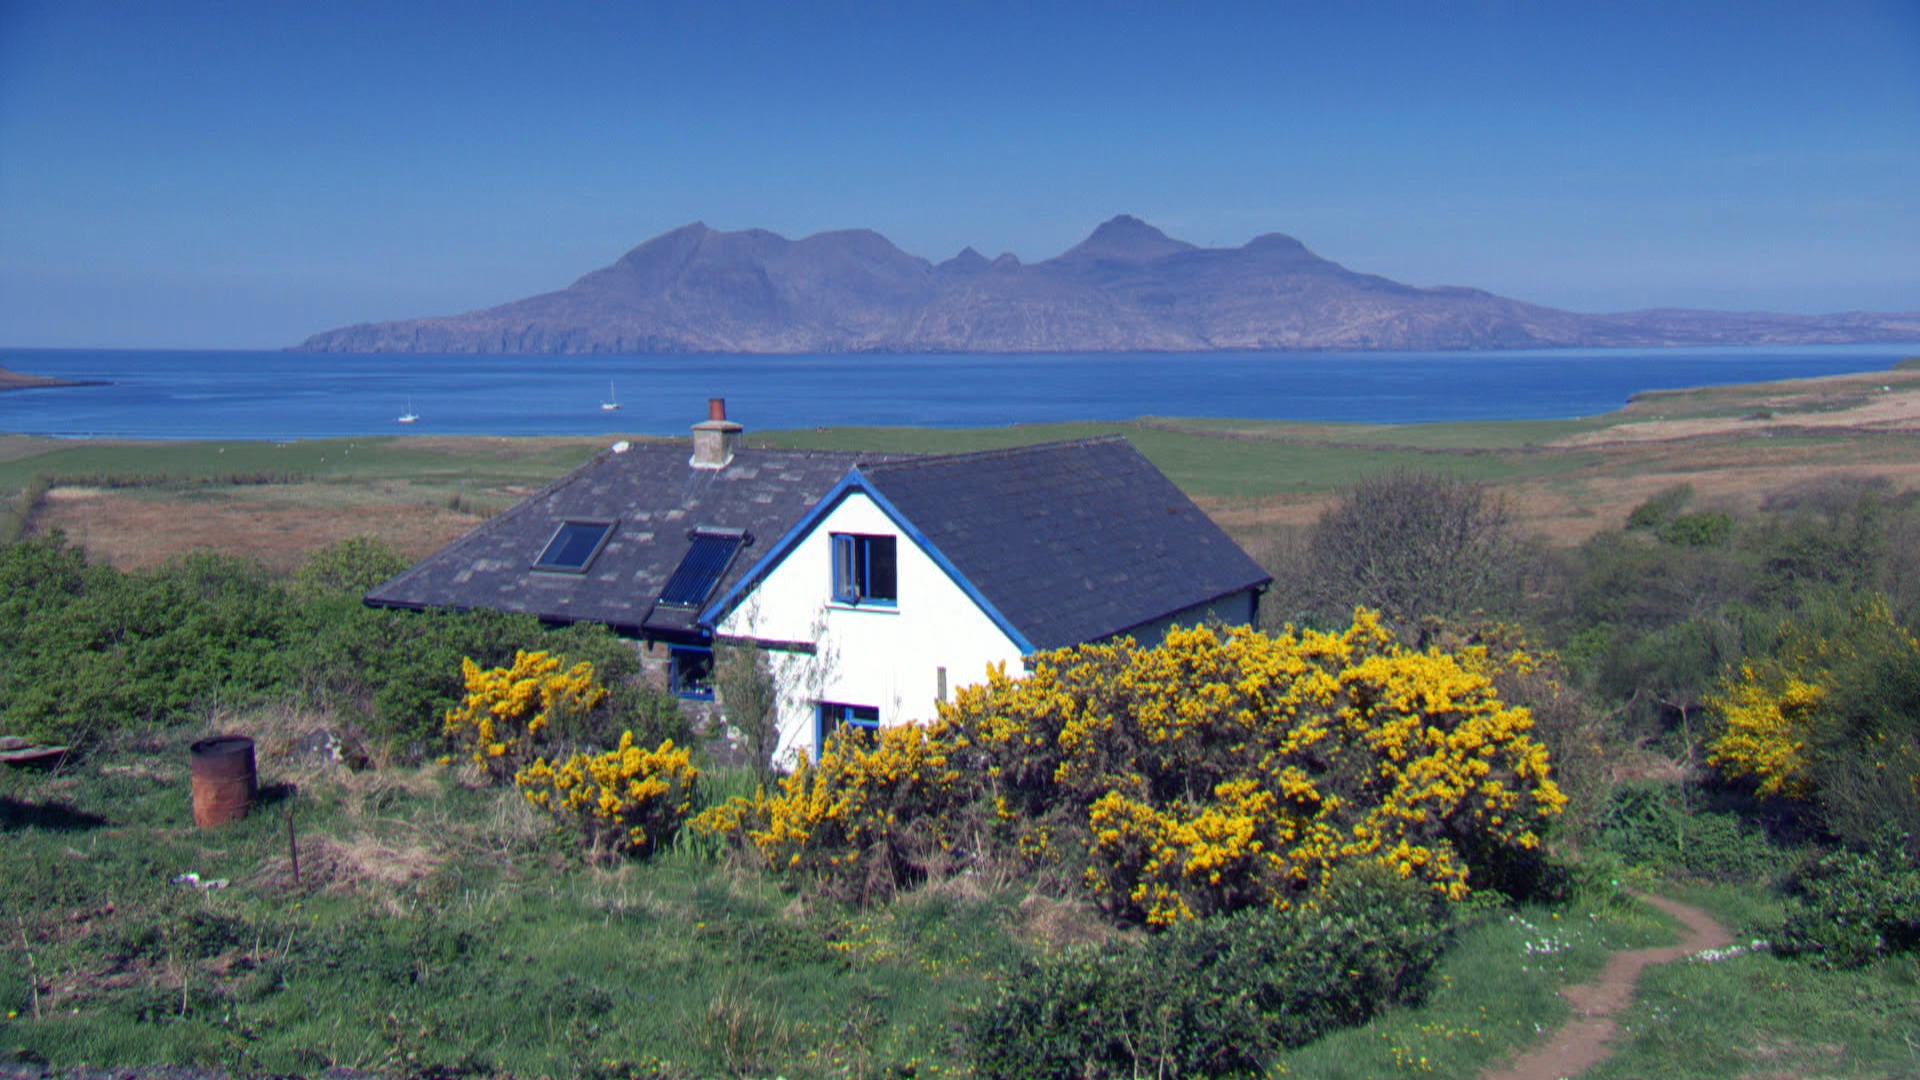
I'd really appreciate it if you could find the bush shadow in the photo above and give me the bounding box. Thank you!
[0,794,109,832]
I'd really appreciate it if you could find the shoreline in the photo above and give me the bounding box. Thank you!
[2,345,1915,441]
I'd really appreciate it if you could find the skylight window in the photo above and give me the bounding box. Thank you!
[534,521,615,572]
[658,529,747,607]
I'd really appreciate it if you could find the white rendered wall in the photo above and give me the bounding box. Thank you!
[714,491,1027,765]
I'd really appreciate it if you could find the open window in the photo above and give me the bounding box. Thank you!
[534,520,615,573]
[816,701,880,756]
[830,533,897,606]
[671,646,715,700]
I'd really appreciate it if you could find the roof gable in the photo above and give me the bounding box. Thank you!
[703,437,1271,651]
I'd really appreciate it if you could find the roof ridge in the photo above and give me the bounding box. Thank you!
[862,434,1130,472]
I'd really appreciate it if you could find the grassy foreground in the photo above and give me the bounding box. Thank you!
[6,727,1919,1078]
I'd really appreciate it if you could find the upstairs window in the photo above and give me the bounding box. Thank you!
[534,520,615,572]
[816,701,880,757]
[830,533,897,605]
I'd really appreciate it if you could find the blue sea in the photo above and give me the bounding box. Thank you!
[2,344,1917,441]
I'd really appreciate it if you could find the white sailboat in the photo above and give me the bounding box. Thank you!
[397,398,419,424]
[600,381,622,411]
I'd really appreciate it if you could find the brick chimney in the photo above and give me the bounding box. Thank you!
[690,397,742,469]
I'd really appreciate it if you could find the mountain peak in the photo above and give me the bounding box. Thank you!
[295,215,1915,356]
[1059,215,1196,263]
[936,246,992,275]
[1243,232,1311,256]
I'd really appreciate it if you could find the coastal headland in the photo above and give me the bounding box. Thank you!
[0,364,101,392]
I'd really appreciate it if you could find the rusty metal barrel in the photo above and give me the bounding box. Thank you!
[190,735,257,827]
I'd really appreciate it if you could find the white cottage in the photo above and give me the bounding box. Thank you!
[698,438,1271,764]
[367,402,1271,767]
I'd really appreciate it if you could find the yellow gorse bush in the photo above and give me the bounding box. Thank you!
[516,733,699,859]
[695,721,967,901]
[1707,594,1920,812]
[1707,661,1827,798]
[954,615,1563,925]
[698,611,1565,924]
[443,649,607,779]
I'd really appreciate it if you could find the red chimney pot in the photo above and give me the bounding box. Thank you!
[708,398,727,422]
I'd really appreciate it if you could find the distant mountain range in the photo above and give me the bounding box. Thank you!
[295,216,1920,354]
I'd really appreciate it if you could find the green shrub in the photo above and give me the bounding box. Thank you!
[0,547,293,743]
[1593,782,1779,882]
[1775,830,1920,968]
[967,866,1453,1079]
[1657,510,1734,548]
[1626,484,1695,532]
[290,536,409,602]
[286,604,688,764]
[543,622,692,752]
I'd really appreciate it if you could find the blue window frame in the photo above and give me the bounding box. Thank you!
[830,533,897,605]
[534,520,615,572]
[671,646,715,700]
[816,701,880,756]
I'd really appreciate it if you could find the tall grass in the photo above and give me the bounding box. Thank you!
[0,470,50,543]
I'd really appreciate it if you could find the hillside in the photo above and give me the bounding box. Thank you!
[296,216,1920,354]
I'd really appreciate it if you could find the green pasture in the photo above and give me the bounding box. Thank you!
[0,436,611,495]
[0,416,1609,522]
[8,737,1915,1077]
[759,419,1601,497]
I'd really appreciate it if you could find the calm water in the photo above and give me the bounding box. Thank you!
[2,345,1917,441]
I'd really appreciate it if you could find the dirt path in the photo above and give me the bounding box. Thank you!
[1479,893,1734,1080]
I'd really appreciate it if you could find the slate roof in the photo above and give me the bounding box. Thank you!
[778,437,1270,651]
[856,437,1270,649]
[370,434,1270,653]
[364,442,883,636]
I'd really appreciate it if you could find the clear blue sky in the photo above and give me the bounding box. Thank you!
[2,0,1916,348]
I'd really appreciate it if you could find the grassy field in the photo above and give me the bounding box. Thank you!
[7,729,1917,1078]
[0,726,1019,1077]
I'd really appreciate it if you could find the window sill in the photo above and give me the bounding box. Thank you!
[828,601,899,613]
